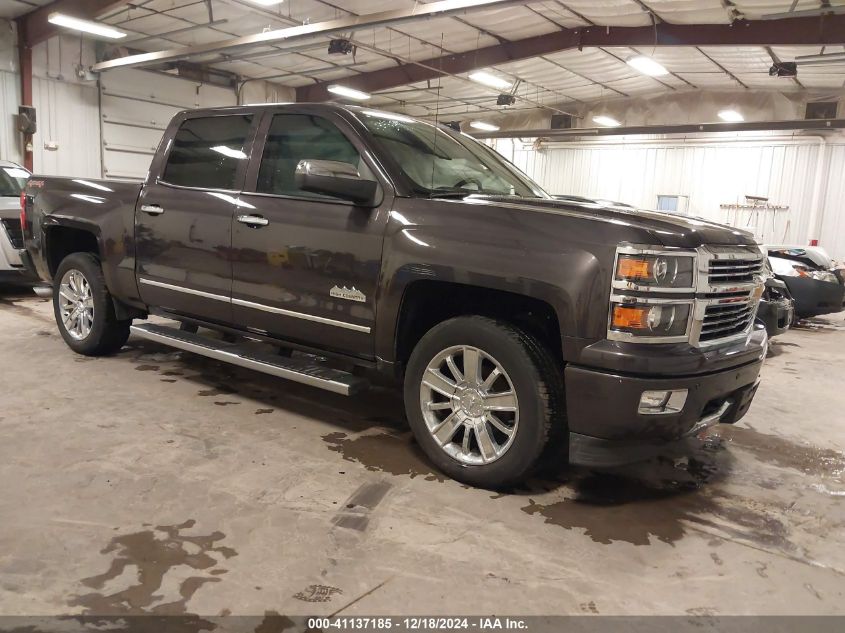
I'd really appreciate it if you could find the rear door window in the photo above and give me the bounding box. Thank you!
[255,114,372,199]
[162,115,253,190]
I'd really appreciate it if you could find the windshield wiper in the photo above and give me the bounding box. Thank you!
[427,191,475,199]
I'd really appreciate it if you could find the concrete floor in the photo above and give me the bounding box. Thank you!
[1,286,844,619]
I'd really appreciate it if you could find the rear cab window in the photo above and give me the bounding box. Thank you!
[161,115,253,190]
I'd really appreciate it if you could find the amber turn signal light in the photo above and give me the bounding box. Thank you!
[612,305,649,329]
[616,256,652,280]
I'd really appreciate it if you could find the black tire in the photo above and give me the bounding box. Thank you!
[403,316,566,489]
[53,252,131,356]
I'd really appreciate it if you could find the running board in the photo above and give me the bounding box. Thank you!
[130,323,369,396]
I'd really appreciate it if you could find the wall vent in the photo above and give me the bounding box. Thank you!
[805,101,838,120]
[550,114,574,129]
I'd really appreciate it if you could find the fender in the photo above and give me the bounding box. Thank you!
[373,198,630,364]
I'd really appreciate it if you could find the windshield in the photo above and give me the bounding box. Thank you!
[0,165,30,197]
[359,112,546,198]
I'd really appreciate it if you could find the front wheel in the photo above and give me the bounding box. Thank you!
[404,316,566,488]
[53,252,131,356]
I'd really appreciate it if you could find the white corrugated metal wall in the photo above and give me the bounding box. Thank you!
[819,145,845,262]
[0,69,21,164]
[0,27,238,179]
[26,34,101,178]
[497,134,845,260]
[0,20,22,164]
[31,75,101,178]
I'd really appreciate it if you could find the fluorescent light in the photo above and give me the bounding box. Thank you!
[718,109,745,122]
[327,84,371,101]
[593,115,621,127]
[627,55,669,77]
[211,145,247,159]
[469,121,500,132]
[246,0,285,5]
[468,71,513,91]
[362,110,414,123]
[47,13,127,39]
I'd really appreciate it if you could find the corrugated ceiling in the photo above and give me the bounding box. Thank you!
[17,0,845,116]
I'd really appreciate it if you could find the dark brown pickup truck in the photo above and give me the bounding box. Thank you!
[21,103,768,487]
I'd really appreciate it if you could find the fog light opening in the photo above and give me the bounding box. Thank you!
[638,389,688,415]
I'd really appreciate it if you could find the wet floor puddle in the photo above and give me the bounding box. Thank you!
[716,426,845,479]
[323,430,445,482]
[122,340,843,551]
[70,519,237,615]
[320,426,842,551]
[520,471,793,549]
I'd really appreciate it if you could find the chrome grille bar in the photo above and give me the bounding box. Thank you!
[692,245,764,347]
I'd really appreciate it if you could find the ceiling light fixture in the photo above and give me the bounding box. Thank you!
[718,109,744,122]
[328,38,354,55]
[327,84,371,101]
[47,13,127,39]
[468,71,513,91]
[469,121,500,132]
[246,0,285,6]
[626,55,669,77]
[593,115,621,127]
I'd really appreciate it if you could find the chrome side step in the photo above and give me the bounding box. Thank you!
[130,323,369,396]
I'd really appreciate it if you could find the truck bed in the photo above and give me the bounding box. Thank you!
[24,176,143,301]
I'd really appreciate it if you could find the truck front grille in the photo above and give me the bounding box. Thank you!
[700,296,756,342]
[696,246,764,346]
[708,258,764,284]
[1,219,23,249]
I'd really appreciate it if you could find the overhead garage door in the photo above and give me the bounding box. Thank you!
[99,68,237,180]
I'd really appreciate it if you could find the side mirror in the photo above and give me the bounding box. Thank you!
[294,159,378,206]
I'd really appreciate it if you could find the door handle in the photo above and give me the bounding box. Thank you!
[140,204,165,216]
[237,214,269,228]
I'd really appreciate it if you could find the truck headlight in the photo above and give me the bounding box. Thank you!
[610,301,691,339]
[614,248,696,291]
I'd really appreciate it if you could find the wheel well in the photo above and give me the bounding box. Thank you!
[395,280,563,365]
[46,226,100,277]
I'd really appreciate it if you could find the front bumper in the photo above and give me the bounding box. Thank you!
[780,276,845,318]
[756,297,793,338]
[565,332,766,467]
[0,222,36,283]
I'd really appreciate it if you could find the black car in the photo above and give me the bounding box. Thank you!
[756,273,794,337]
[768,248,845,319]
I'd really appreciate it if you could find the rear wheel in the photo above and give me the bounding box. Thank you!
[53,253,131,356]
[404,316,566,488]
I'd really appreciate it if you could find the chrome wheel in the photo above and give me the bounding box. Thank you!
[58,269,95,341]
[419,345,519,465]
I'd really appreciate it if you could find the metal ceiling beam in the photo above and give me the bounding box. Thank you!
[468,118,845,139]
[90,0,533,72]
[16,0,132,47]
[297,14,845,102]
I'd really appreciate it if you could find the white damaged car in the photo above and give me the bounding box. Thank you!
[0,161,36,285]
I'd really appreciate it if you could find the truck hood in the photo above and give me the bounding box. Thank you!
[467,196,756,248]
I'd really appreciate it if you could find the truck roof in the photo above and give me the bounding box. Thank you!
[173,102,416,123]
